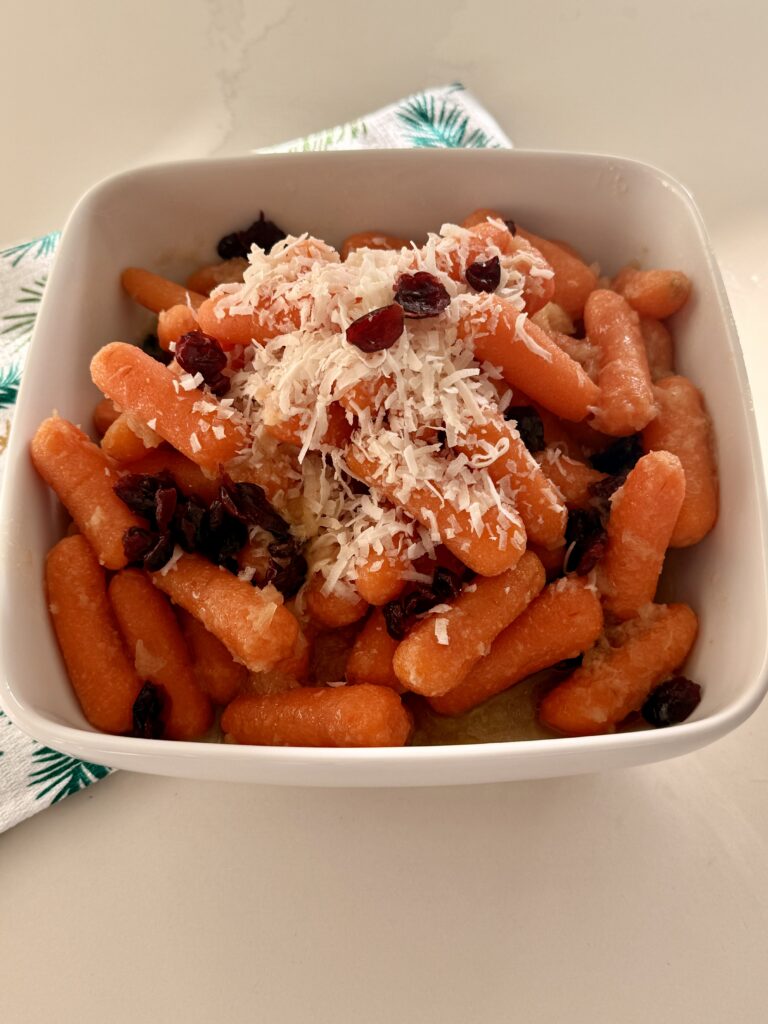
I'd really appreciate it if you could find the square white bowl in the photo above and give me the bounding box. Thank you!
[1,149,766,786]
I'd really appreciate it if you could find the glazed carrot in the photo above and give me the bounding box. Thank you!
[109,570,212,741]
[221,685,411,747]
[126,448,220,504]
[31,416,145,570]
[339,375,393,418]
[90,342,245,473]
[393,549,545,697]
[345,609,404,690]
[46,536,142,734]
[539,603,698,735]
[93,397,120,436]
[121,267,206,313]
[454,413,567,550]
[196,292,298,350]
[598,451,686,620]
[345,445,526,578]
[429,577,603,715]
[612,266,691,319]
[101,412,162,464]
[176,608,248,705]
[305,574,368,628]
[263,401,352,449]
[527,542,566,580]
[186,257,248,295]
[535,448,607,508]
[584,289,656,436]
[157,304,199,352]
[639,317,675,380]
[517,227,598,319]
[642,375,718,547]
[152,552,299,672]
[461,208,504,228]
[460,296,600,422]
[340,231,409,260]
[355,544,411,606]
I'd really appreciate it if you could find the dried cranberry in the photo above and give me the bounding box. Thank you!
[123,526,158,565]
[217,211,286,260]
[220,477,291,536]
[199,500,248,567]
[132,682,165,739]
[382,569,462,640]
[504,219,517,237]
[114,473,173,522]
[175,331,228,392]
[265,538,308,598]
[346,304,404,352]
[172,494,207,552]
[504,406,545,453]
[641,677,702,727]
[564,508,606,575]
[393,272,450,319]
[589,435,643,476]
[431,567,462,603]
[154,486,178,534]
[465,255,501,293]
[143,532,176,572]
[141,333,172,365]
[383,601,408,641]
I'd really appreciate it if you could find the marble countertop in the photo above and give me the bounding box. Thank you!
[2,2,768,1021]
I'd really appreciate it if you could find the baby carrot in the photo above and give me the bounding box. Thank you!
[460,296,600,422]
[90,342,245,473]
[355,544,411,606]
[345,445,526,578]
[642,375,718,547]
[196,292,299,350]
[185,258,248,295]
[345,609,404,690]
[539,603,698,735]
[339,376,393,419]
[612,266,692,319]
[221,685,412,747]
[598,451,686,620]
[125,448,220,504]
[585,289,656,436]
[31,416,145,570]
[305,574,369,627]
[516,227,598,319]
[121,267,206,313]
[46,535,142,734]
[340,231,409,260]
[526,542,566,580]
[93,397,120,436]
[100,412,161,464]
[639,317,675,381]
[109,570,212,741]
[393,550,545,697]
[454,413,567,550]
[157,304,199,352]
[263,401,352,449]
[535,448,607,508]
[152,552,299,672]
[429,577,603,715]
[176,608,248,705]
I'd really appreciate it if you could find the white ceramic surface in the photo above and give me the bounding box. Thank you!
[2,148,765,785]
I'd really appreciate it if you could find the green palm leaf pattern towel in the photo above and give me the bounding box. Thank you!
[0,84,511,833]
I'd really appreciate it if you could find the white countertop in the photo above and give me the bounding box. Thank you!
[3,2,768,1022]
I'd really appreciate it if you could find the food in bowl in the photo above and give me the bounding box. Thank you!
[30,207,717,747]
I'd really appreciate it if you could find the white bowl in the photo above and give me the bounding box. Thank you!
[1,149,766,786]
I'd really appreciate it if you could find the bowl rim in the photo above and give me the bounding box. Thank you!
[2,146,767,773]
